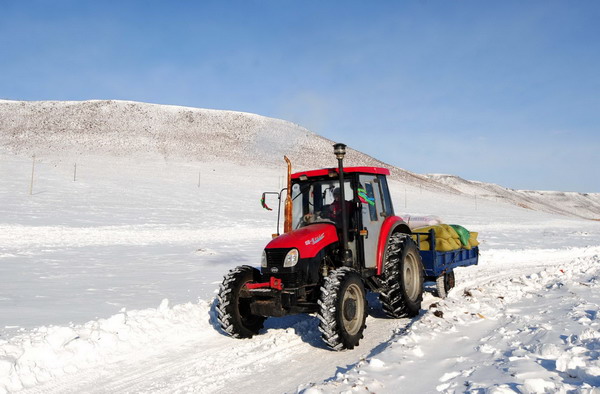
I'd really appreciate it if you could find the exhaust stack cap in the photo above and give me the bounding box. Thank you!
[333,143,346,160]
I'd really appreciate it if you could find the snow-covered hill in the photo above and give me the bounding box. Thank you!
[1,99,598,219]
[426,173,600,220]
[0,99,441,192]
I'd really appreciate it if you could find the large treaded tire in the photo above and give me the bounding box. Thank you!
[436,271,455,299]
[216,265,266,338]
[379,233,424,318]
[317,267,367,351]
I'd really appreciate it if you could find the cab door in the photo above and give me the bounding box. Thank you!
[357,174,385,268]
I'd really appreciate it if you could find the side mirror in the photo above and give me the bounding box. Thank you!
[260,192,273,211]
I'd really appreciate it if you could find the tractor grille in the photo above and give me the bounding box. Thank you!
[264,248,300,286]
[265,248,290,266]
[271,272,300,286]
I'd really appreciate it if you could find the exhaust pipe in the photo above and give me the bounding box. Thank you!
[284,156,293,233]
[333,143,353,266]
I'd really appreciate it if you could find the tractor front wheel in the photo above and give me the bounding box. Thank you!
[216,265,266,338]
[318,267,367,351]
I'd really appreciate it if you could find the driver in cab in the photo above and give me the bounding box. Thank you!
[303,187,354,226]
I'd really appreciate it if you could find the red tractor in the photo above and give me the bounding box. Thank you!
[216,143,424,350]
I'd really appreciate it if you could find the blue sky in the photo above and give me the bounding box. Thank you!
[1,1,599,192]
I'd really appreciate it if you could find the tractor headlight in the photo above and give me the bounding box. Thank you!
[261,250,267,268]
[283,248,299,267]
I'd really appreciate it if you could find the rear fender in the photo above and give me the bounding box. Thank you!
[376,216,411,275]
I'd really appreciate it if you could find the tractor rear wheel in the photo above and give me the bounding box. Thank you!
[216,265,266,338]
[317,267,367,351]
[436,271,455,299]
[380,233,424,318]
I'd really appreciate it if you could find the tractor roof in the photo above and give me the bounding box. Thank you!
[291,166,390,180]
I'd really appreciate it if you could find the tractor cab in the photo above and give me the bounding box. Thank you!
[287,166,398,271]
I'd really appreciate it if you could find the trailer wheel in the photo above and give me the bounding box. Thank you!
[435,271,455,299]
[317,267,367,351]
[380,233,424,318]
[216,265,266,338]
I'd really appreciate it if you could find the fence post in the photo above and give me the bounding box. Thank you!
[74,163,77,181]
[29,155,36,195]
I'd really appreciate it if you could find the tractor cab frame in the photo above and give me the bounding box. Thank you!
[288,166,410,276]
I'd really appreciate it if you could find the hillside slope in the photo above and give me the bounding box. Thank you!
[1,99,598,219]
[0,100,443,192]
[426,174,600,220]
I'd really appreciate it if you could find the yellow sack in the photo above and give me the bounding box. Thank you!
[411,228,429,245]
[441,224,460,240]
[411,231,430,249]
[416,239,459,252]
[468,232,479,248]
[436,239,456,251]
[412,225,461,251]
[411,227,429,242]
[469,238,480,247]
[413,225,474,251]
[412,225,451,241]
[417,240,431,251]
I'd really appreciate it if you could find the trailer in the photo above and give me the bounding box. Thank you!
[216,143,480,350]
[412,228,479,298]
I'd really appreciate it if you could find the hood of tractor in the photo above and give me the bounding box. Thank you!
[266,223,338,259]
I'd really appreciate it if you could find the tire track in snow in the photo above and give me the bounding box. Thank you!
[17,307,411,394]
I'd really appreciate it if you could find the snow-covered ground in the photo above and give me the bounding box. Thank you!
[1,151,599,393]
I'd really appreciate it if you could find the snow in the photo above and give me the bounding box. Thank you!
[1,100,600,393]
[304,251,600,393]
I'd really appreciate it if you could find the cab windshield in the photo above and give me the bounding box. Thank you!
[291,179,354,230]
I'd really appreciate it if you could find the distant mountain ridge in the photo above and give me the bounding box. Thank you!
[426,174,600,220]
[1,99,598,220]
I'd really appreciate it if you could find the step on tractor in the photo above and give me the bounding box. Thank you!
[216,143,429,350]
